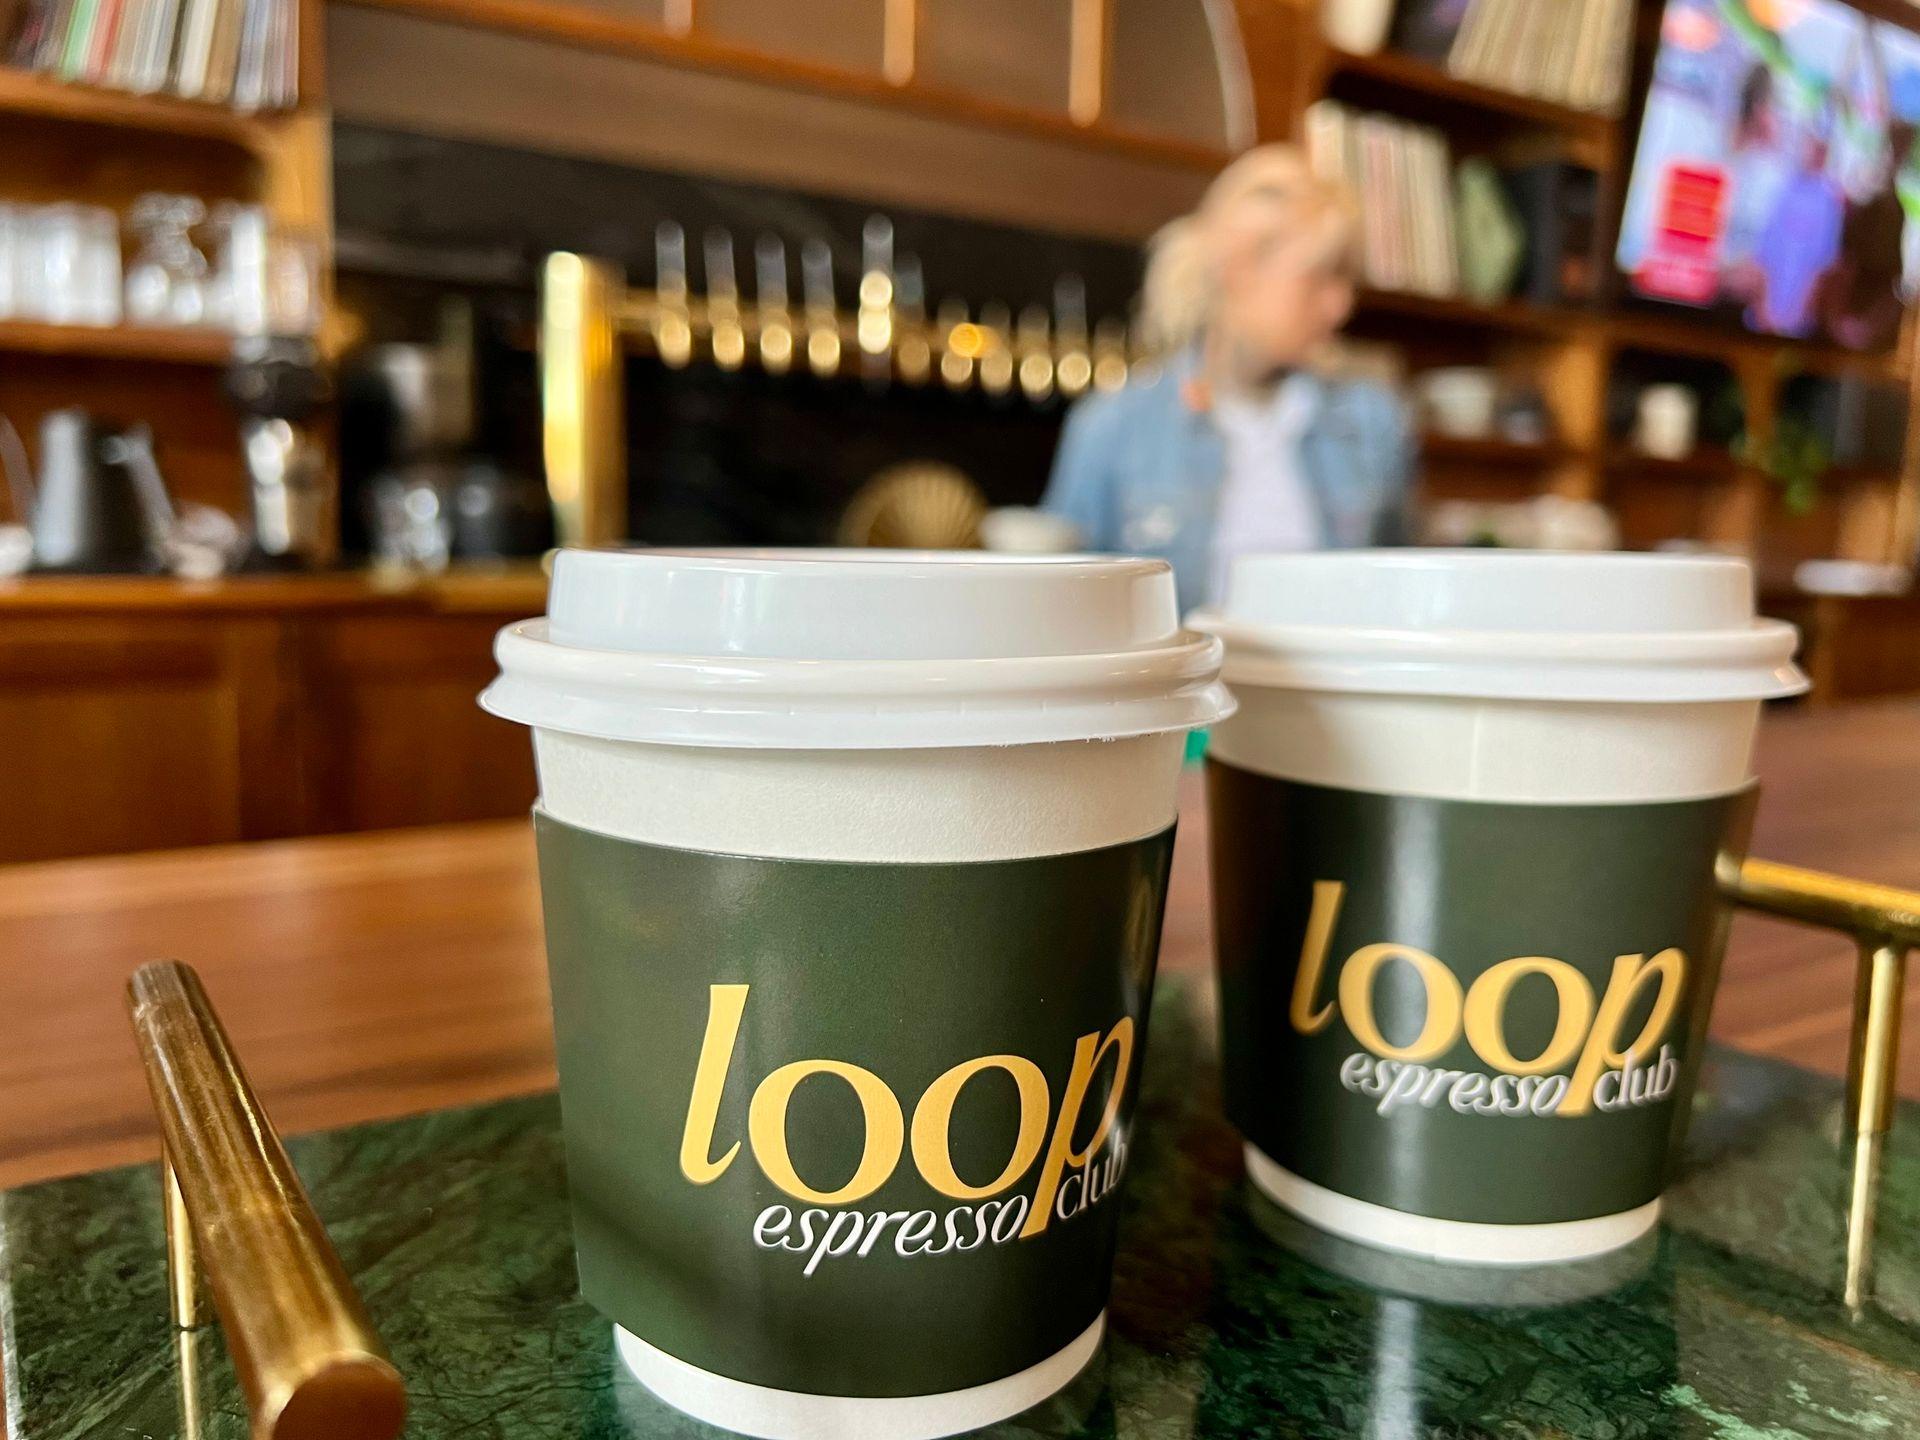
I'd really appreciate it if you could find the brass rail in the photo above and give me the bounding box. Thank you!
[1721,856,1920,1311]
[127,961,407,1440]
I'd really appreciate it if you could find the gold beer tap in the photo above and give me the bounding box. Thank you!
[895,253,932,385]
[754,234,795,376]
[1015,305,1056,403]
[978,301,1015,397]
[1091,317,1130,393]
[652,221,694,369]
[857,215,896,385]
[801,238,842,378]
[704,228,746,372]
[1054,275,1093,400]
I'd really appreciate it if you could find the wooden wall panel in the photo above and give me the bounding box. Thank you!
[698,0,882,73]
[0,592,538,863]
[302,614,536,832]
[0,622,245,860]
[326,6,1212,239]
[1106,0,1232,148]
[917,0,1071,115]
[522,0,664,17]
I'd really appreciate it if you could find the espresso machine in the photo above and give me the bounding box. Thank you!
[220,206,333,569]
[225,335,332,569]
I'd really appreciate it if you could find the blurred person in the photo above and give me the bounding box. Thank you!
[1042,146,1414,614]
[1750,127,1845,337]
[1722,66,1791,296]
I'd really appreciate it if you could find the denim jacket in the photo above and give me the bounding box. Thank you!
[1041,349,1415,614]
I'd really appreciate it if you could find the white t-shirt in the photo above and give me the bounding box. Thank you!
[1208,374,1322,603]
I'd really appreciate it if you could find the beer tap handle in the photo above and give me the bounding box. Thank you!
[857,215,896,384]
[653,221,693,368]
[655,220,688,303]
[895,253,930,384]
[704,228,745,372]
[1016,304,1055,404]
[1054,274,1088,340]
[978,300,1015,398]
[1091,317,1130,393]
[801,238,842,378]
[754,234,794,376]
[1054,275,1093,399]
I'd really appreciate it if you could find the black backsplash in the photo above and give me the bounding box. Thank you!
[333,125,1147,546]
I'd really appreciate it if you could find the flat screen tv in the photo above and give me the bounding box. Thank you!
[1617,0,1920,351]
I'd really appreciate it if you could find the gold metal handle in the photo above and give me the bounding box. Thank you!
[1720,856,1920,1310]
[127,961,407,1440]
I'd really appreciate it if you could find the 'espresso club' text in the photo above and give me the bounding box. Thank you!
[678,984,1135,1276]
[1292,881,1689,1120]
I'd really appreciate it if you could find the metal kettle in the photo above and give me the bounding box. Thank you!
[0,410,175,574]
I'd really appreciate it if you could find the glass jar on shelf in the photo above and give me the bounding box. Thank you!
[206,204,322,338]
[125,193,211,328]
[79,206,122,327]
[0,204,18,320]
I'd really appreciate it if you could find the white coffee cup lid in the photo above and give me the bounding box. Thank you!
[481,548,1235,748]
[1190,550,1807,704]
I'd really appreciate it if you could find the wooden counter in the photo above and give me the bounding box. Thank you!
[1,698,1916,1189]
[0,568,547,863]
[0,568,549,614]
[1766,586,1920,706]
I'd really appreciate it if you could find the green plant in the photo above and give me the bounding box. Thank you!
[1738,416,1832,516]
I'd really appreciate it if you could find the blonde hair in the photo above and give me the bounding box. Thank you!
[1138,145,1360,353]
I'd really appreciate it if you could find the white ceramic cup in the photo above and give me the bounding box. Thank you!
[1192,550,1806,1266]
[483,548,1232,1440]
[1419,367,1500,440]
[1636,383,1699,461]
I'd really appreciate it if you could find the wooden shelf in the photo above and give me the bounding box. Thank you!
[1825,465,1904,489]
[0,66,285,154]
[0,567,547,614]
[1422,434,1567,466]
[1322,47,1613,148]
[1356,287,1580,336]
[0,319,234,366]
[1359,289,1904,387]
[1605,446,1740,482]
[1607,310,1902,381]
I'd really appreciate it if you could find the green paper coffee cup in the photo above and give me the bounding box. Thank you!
[1191,551,1805,1266]
[482,549,1231,1440]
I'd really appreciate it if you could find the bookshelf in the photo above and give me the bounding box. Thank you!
[1324,45,1614,158]
[1288,0,1920,580]
[0,0,331,520]
[0,65,276,147]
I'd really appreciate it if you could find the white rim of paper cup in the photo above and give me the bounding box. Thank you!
[480,549,1235,749]
[1245,1147,1660,1265]
[482,619,1233,748]
[614,1314,1105,1440]
[1191,551,1807,704]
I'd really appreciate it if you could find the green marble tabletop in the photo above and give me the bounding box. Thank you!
[5,976,1919,1439]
